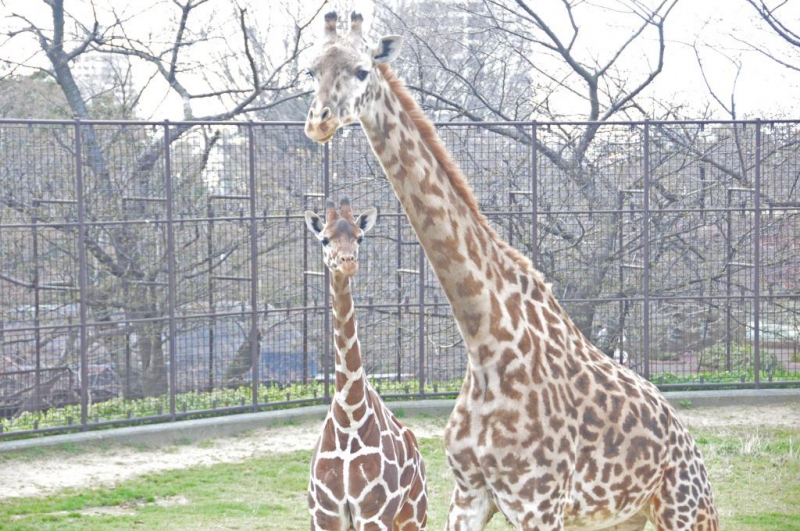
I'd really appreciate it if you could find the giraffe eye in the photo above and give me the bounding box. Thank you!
[321,238,329,246]
[356,68,369,81]
[357,236,363,244]
[305,69,315,79]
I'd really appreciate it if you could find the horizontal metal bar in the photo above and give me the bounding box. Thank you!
[1,117,799,127]
[122,196,166,202]
[209,195,250,200]
[31,284,79,292]
[0,412,172,440]
[8,293,798,334]
[0,211,421,231]
[650,382,800,391]
[4,204,798,231]
[212,276,252,282]
[0,303,450,333]
[1,367,72,377]
[33,199,78,205]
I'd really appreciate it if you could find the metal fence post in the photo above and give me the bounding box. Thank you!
[248,123,260,409]
[323,141,331,403]
[31,208,41,412]
[163,122,178,420]
[74,119,89,431]
[302,196,309,385]
[754,119,762,388]
[418,250,426,397]
[530,122,538,268]
[396,206,403,383]
[642,121,651,381]
[725,188,733,372]
[207,197,215,391]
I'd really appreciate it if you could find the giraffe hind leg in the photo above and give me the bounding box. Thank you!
[648,481,720,531]
[393,485,428,530]
[444,485,497,531]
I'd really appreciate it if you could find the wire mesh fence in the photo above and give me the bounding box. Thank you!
[1,118,798,437]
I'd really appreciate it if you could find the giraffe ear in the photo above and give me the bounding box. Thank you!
[373,36,403,64]
[356,208,378,234]
[304,211,324,236]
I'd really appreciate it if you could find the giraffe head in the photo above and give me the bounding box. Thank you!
[304,11,403,143]
[304,198,378,277]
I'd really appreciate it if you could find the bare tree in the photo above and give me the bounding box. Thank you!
[0,0,324,398]
[375,0,679,341]
[740,0,800,72]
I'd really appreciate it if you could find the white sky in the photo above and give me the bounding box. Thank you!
[0,0,798,119]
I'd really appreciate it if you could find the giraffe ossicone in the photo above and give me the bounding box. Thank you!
[306,197,428,531]
[305,11,718,531]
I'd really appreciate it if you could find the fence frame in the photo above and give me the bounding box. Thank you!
[1,117,799,438]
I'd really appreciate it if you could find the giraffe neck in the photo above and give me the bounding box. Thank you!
[329,272,368,408]
[359,65,551,351]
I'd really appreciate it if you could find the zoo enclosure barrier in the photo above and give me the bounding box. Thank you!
[0,118,798,438]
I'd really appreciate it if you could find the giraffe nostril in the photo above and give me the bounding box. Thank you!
[321,108,331,121]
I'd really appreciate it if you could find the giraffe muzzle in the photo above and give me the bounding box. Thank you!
[305,107,341,144]
[338,255,358,276]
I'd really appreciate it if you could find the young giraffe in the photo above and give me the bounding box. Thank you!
[305,198,428,531]
[304,12,719,531]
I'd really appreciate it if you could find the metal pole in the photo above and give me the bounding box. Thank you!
[754,120,762,388]
[418,250,425,397]
[207,197,215,391]
[302,196,309,385]
[396,206,403,382]
[74,119,89,430]
[247,123,260,409]
[163,122,178,419]
[508,192,515,245]
[618,192,625,365]
[32,208,41,411]
[323,142,331,403]
[530,122,538,268]
[642,121,651,381]
[124,279,132,399]
[725,189,733,372]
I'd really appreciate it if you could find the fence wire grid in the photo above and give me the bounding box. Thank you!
[1,118,798,438]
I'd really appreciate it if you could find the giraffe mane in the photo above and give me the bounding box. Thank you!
[377,64,534,273]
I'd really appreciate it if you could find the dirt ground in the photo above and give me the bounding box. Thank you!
[1,402,798,500]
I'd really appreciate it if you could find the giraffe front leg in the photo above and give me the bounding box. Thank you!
[309,508,349,531]
[308,482,350,531]
[393,471,428,531]
[444,485,497,531]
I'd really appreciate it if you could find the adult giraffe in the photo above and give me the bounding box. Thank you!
[304,12,718,531]
[305,198,428,531]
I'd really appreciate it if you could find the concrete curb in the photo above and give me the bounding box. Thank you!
[1,389,797,454]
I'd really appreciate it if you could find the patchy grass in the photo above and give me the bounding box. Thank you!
[0,450,311,530]
[1,427,798,530]
[694,427,800,531]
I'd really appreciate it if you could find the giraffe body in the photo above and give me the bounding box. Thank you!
[304,13,718,531]
[305,198,428,531]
